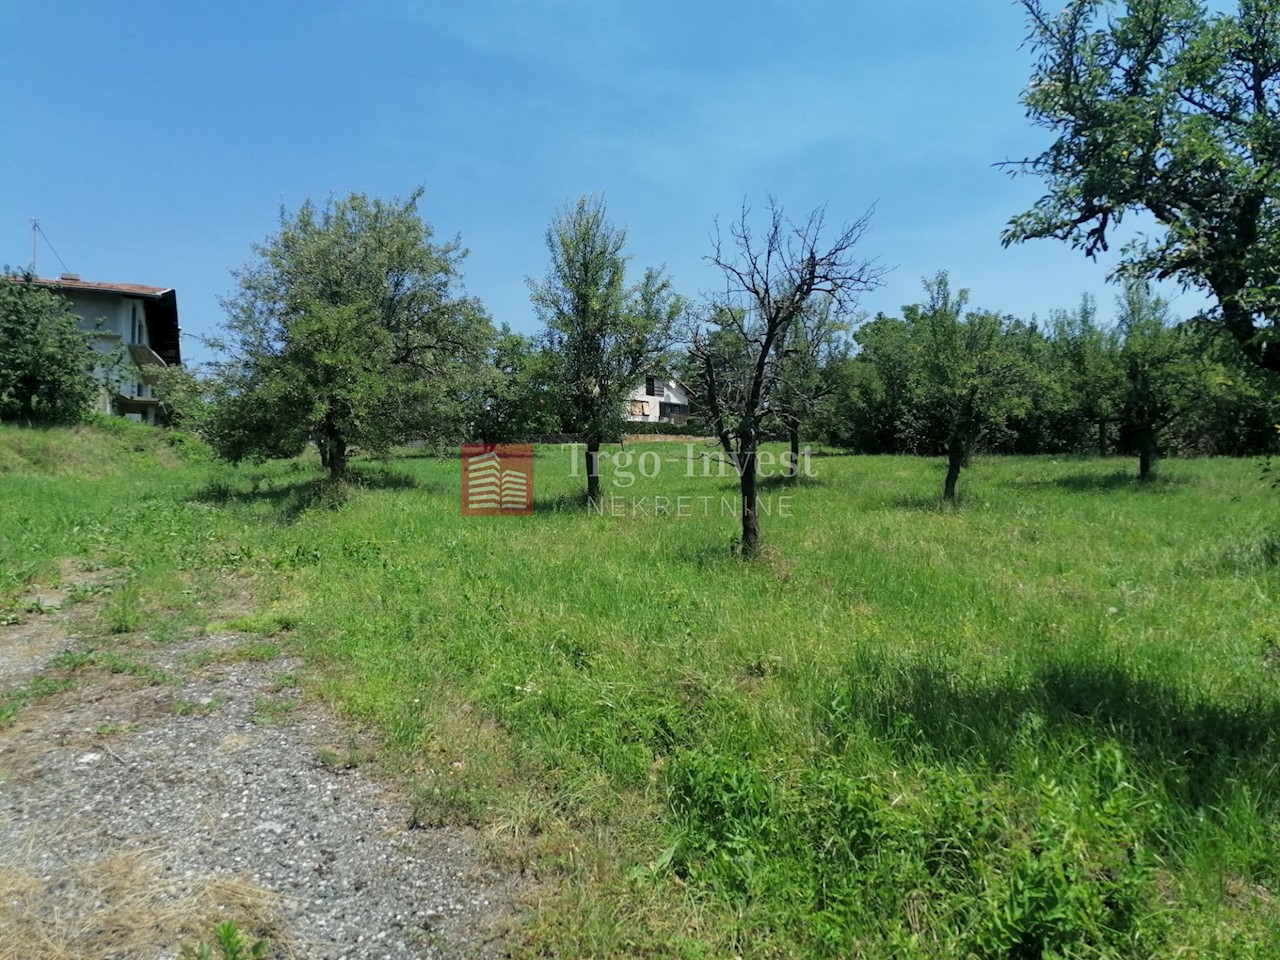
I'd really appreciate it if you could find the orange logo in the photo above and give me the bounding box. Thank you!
[461,444,534,515]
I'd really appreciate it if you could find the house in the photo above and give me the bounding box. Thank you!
[626,374,691,425]
[35,274,181,425]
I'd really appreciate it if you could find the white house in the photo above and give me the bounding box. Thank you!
[34,274,181,425]
[626,374,691,425]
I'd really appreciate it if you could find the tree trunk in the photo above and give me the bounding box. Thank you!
[943,436,965,503]
[326,434,348,481]
[786,423,800,481]
[321,414,347,481]
[1097,419,1108,457]
[1137,427,1158,481]
[739,442,760,556]
[585,438,601,506]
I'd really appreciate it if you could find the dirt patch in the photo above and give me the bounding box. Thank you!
[0,565,117,687]
[0,844,285,960]
[0,616,516,958]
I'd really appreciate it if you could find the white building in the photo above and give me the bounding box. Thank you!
[626,374,691,425]
[35,274,181,424]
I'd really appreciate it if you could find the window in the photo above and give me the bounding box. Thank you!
[645,375,658,396]
[628,400,648,416]
[659,402,689,420]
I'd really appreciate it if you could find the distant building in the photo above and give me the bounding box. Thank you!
[34,274,181,425]
[626,374,691,425]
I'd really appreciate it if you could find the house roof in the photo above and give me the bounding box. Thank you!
[32,276,173,297]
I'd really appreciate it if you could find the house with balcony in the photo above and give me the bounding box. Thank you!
[626,374,691,425]
[34,274,181,424]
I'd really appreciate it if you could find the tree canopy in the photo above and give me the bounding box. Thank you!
[1003,0,1280,372]
[211,190,493,478]
[529,194,684,504]
[0,271,102,426]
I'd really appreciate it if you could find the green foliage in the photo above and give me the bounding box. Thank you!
[529,194,684,491]
[178,921,268,960]
[210,190,494,478]
[902,272,1032,451]
[470,326,563,441]
[0,270,101,425]
[622,420,705,436]
[822,275,1279,462]
[1005,0,1280,373]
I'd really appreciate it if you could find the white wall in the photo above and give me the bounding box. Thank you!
[625,377,690,422]
[64,291,155,404]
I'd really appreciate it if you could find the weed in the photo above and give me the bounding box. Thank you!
[250,697,297,725]
[172,697,225,718]
[0,675,77,727]
[178,921,268,960]
[52,649,176,685]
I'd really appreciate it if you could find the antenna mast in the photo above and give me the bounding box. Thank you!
[30,219,38,274]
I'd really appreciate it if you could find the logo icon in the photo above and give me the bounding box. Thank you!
[462,444,534,515]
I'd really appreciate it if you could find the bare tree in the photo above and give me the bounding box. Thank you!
[691,199,884,556]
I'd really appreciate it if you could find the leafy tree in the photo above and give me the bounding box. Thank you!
[1003,0,1280,372]
[0,270,102,425]
[213,190,492,479]
[1114,281,1217,479]
[824,313,916,453]
[904,273,1031,502]
[471,326,562,442]
[771,296,848,478]
[692,199,883,554]
[153,364,210,430]
[530,194,684,505]
[1048,294,1124,454]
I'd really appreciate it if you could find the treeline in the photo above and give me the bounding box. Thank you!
[467,271,1280,477]
[815,276,1280,467]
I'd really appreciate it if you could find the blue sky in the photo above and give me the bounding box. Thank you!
[0,0,1195,365]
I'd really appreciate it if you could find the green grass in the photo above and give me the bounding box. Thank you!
[2,422,1278,957]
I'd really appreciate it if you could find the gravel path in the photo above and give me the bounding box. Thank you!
[0,596,515,959]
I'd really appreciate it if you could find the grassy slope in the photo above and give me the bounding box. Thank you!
[2,424,1277,958]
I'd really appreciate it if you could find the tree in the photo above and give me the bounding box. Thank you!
[471,326,563,442]
[0,271,102,425]
[1048,294,1124,455]
[692,199,884,555]
[1003,0,1280,373]
[904,273,1031,502]
[529,194,684,505]
[213,190,492,480]
[1114,281,1215,479]
[771,296,848,478]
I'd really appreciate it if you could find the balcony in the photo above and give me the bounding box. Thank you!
[128,343,169,384]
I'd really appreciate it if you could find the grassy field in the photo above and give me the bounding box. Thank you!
[2,421,1278,958]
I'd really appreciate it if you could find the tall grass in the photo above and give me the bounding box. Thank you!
[1,425,1277,957]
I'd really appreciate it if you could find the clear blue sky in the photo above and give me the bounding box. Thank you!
[0,0,1196,366]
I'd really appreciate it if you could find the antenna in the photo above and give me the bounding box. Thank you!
[28,221,71,277]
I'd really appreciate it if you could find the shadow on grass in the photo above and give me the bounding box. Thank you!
[535,489,592,514]
[823,656,1280,815]
[886,491,956,511]
[1020,470,1190,493]
[758,472,828,492]
[192,465,425,522]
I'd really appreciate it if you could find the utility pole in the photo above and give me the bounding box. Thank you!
[30,219,38,274]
